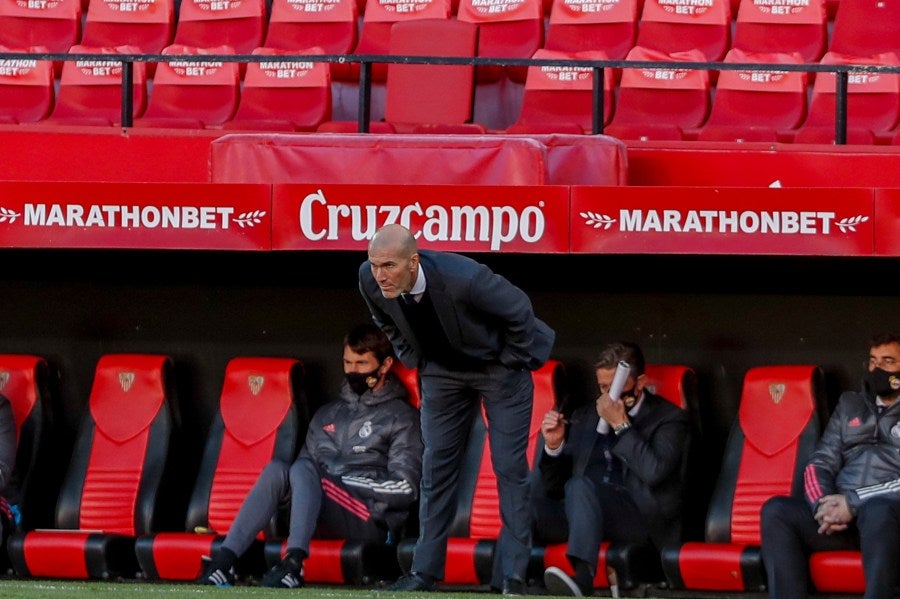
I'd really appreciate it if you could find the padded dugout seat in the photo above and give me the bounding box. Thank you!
[225,47,331,131]
[604,46,711,141]
[698,48,809,143]
[45,44,148,126]
[0,354,52,531]
[262,360,422,585]
[134,44,240,129]
[135,357,306,582]
[8,354,179,580]
[661,365,827,593]
[0,46,54,124]
[537,364,699,593]
[507,48,614,135]
[395,359,566,588]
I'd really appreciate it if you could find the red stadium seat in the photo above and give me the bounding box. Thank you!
[0,0,81,54]
[80,0,175,55]
[396,359,566,588]
[604,46,711,141]
[173,0,267,55]
[732,0,827,63]
[135,357,306,582]
[635,0,731,62]
[544,0,639,60]
[383,18,479,133]
[699,48,809,143]
[792,50,900,144]
[829,0,900,57]
[0,46,54,124]
[7,354,179,580]
[660,365,828,593]
[225,47,331,131]
[263,359,422,585]
[538,364,698,593]
[134,44,240,129]
[45,44,148,126]
[507,48,614,134]
[457,0,544,83]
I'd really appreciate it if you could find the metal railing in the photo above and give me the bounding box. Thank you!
[3,50,899,143]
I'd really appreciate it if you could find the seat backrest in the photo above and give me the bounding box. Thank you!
[509,48,614,133]
[703,48,809,133]
[139,43,240,127]
[457,0,544,83]
[829,0,900,57]
[0,0,82,53]
[636,0,731,61]
[174,0,267,54]
[81,0,175,53]
[0,354,51,529]
[49,44,149,125]
[186,357,306,537]
[264,0,358,54]
[705,365,826,544]
[544,0,639,59]
[56,354,177,536]
[227,46,331,131]
[0,46,54,124]
[801,50,900,135]
[644,364,697,411]
[610,46,711,132]
[732,0,827,63]
[384,18,478,129]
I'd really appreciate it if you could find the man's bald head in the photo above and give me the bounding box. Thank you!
[369,224,418,258]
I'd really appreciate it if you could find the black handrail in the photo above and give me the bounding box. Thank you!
[3,50,899,141]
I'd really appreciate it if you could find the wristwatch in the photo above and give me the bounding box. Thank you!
[613,421,632,436]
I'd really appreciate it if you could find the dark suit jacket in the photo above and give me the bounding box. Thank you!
[359,249,555,371]
[538,393,690,549]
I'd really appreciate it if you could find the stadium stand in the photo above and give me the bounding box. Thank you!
[135,357,306,582]
[828,0,900,57]
[604,46,712,141]
[395,359,565,589]
[543,0,639,60]
[0,46,54,124]
[634,0,732,62]
[225,47,332,131]
[7,354,180,580]
[506,48,614,134]
[698,48,809,143]
[173,0,267,56]
[382,19,481,134]
[134,44,240,129]
[44,44,148,126]
[262,360,420,585]
[80,0,175,55]
[537,364,699,594]
[731,0,828,64]
[660,365,828,594]
[791,50,900,144]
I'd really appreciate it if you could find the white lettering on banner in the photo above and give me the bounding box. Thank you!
[0,59,38,78]
[18,204,263,230]
[582,210,870,235]
[298,189,546,251]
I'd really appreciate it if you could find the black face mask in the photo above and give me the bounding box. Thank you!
[346,368,380,396]
[864,367,900,397]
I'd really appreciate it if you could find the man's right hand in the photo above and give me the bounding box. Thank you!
[541,409,567,450]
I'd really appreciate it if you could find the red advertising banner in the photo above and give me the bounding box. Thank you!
[874,188,900,257]
[270,184,570,253]
[570,186,875,255]
[0,182,271,250]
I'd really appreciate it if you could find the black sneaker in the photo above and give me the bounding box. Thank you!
[544,566,584,596]
[261,554,304,588]
[386,572,436,592]
[196,555,235,587]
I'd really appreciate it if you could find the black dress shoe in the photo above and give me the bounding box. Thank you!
[502,577,527,596]
[386,572,436,592]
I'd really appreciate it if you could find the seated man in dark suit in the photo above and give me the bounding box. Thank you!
[533,341,690,596]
